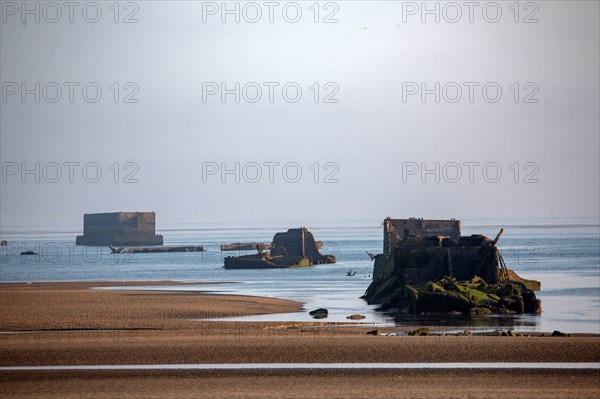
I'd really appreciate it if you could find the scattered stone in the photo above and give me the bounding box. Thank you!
[495,329,518,337]
[366,329,380,336]
[408,327,430,336]
[309,308,328,319]
[346,314,366,320]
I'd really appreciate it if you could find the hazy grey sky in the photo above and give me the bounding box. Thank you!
[1,1,599,228]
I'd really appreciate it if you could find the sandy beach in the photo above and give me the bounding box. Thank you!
[1,281,599,398]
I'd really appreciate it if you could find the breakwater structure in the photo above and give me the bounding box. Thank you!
[109,245,203,254]
[75,212,163,246]
[363,217,541,315]
[223,227,335,269]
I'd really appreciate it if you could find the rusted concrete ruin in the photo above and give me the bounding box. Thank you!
[76,212,163,246]
[224,228,335,269]
[363,218,541,315]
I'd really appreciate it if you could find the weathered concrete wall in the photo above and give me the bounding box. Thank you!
[364,218,540,315]
[384,217,461,253]
[76,212,163,246]
[270,228,331,262]
[392,237,498,285]
[223,228,335,269]
[134,212,156,236]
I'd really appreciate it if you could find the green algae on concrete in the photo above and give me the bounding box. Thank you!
[362,218,541,316]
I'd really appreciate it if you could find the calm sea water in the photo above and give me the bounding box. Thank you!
[1,218,598,334]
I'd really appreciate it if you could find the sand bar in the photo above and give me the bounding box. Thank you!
[1,281,599,398]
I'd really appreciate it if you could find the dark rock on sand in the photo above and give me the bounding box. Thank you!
[408,327,430,336]
[309,308,328,319]
[346,314,366,320]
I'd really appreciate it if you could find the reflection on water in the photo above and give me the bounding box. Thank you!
[391,313,540,333]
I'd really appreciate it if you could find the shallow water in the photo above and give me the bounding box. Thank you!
[1,218,598,333]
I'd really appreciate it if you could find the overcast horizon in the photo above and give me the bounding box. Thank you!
[1,1,599,229]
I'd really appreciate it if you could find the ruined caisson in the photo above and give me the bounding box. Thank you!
[76,212,163,246]
[362,218,541,315]
[223,227,335,269]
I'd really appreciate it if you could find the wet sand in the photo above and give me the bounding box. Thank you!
[0,281,302,331]
[1,281,599,398]
[2,369,599,399]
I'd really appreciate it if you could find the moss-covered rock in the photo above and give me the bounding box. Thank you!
[363,229,541,316]
[370,277,540,315]
[408,327,430,336]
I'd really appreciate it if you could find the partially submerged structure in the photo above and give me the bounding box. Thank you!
[221,242,271,252]
[109,245,202,254]
[363,218,541,315]
[220,241,323,252]
[223,228,335,269]
[76,212,163,246]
